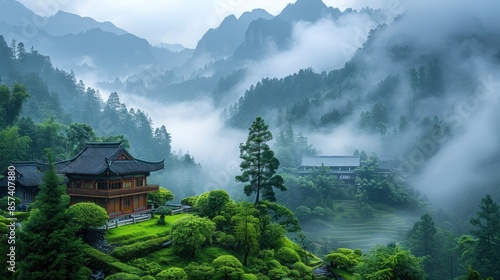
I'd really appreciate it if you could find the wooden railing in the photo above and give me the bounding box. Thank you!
[102,213,152,230]
[66,185,159,198]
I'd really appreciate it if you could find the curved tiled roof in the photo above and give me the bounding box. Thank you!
[1,161,44,187]
[55,142,164,175]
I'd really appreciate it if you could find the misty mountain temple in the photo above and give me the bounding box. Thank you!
[297,155,361,183]
[0,142,164,218]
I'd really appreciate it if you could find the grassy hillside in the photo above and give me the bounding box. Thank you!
[301,200,413,255]
[101,212,321,279]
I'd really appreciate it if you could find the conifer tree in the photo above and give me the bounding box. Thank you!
[407,213,437,276]
[16,150,86,280]
[469,194,500,279]
[236,117,286,204]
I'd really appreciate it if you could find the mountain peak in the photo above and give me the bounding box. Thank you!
[45,10,127,36]
[279,0,328,22]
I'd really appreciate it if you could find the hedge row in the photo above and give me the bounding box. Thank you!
[84,246,144,276]
[110,236,171,262]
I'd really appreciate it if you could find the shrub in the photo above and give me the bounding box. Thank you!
[140,276,156,280]
[181,195,198,206]
[268,268,289,280]
[214,231,237,250]
[324,248,362,271]
[130,259,162,275]
[276,247,300,268]
[258,249,275,261]
[195,190,230,218]
[0,196,20,211]
[14,211,30,221]
[294,205,312,220]
[110,236,170,261]
[105,272,141,280]
[213,255,244,280]
[75,266,92,280]
[254,273,271,280]
[293,262,314,280]
[156,267,187,280]
[109,262,144,275]
[241,274,258,280]
[267,260,282,270]
[360,204,375,218]
[83,246,144,276]
[184,262,214,280]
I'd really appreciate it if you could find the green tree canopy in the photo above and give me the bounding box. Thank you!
[148,187,174,208]
[354,244,425,280]
[0,83,30,128]
[67,202,108,230]
[232,202,260,265]
[184,262,214,280]
[213,255,244,280]
[105,272,140,280]
[236,116,286,204]
[170,216,215,258]
[156,267,187,280]
[65,123,97,156]
[0,126,31,168]
[325,248,362,271]
[469,194,500,279]
[155,206,172,225]
[196,190,231,218]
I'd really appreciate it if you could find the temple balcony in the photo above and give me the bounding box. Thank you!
[66,184,159,198]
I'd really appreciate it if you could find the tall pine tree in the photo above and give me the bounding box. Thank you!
[16,150,86,280]
[236,117,286,204]
[407,213,437,277]
[469,194,500,279]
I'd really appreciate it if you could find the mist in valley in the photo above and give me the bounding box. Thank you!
[77,0,500,252]
[2,0,500,275]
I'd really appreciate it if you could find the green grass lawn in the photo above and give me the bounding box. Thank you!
[105,214,188,245]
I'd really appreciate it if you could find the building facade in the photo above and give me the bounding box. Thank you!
[297,155,360,183]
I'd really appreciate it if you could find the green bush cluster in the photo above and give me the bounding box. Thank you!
[14,211,30,221]
[84,246,144,276]
[104,272,141,280]
[156,267,188,280]
[276,247,301,268]
[110,236,170,262]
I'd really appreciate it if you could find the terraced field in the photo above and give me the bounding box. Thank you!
[301,200,414,254]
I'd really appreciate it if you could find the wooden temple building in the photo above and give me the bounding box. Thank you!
[296,155,360,183]
[0,142,164,218]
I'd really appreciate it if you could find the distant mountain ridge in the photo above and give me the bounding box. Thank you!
[0,0,193,78]
[44,11,128,36]
[192,9,273,59]
[0,0,126,37]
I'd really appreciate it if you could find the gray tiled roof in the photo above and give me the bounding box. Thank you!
[1,161,44,187]
[300,155,360,167]
[55,142,164,175]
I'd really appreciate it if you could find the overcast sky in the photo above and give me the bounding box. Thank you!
[17,0,388,48]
